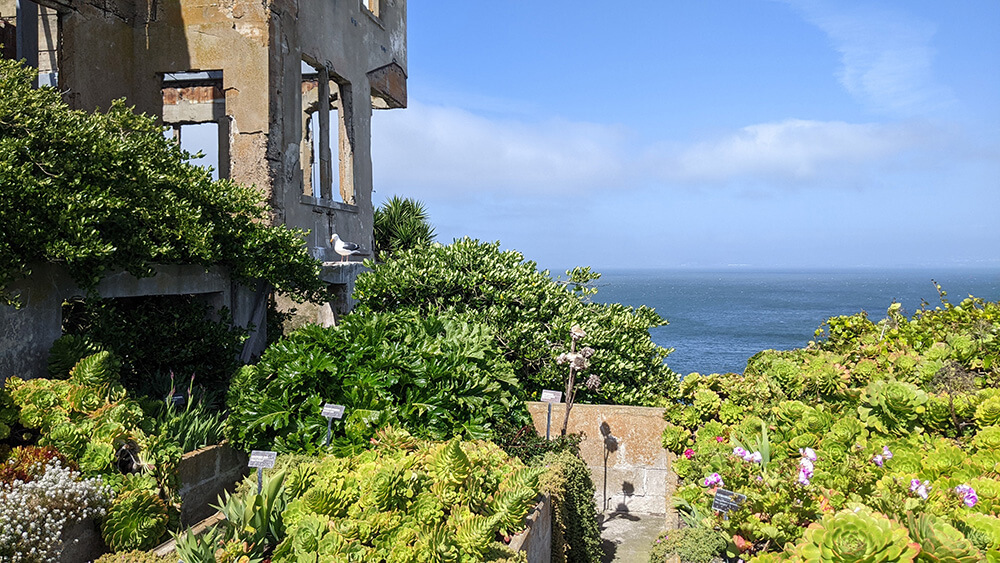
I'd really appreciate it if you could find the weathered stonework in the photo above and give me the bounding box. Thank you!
[527,402,675,516]
[2,0,407,376]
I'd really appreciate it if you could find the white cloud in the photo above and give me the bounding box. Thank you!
[656,119,933,184]
[373,102,944,197]
[782,0,953,116]
[371,101,631,196]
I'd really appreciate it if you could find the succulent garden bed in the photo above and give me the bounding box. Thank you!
[656,292,1000,562]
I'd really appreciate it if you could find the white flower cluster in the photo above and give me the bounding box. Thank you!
[0,460,112,562]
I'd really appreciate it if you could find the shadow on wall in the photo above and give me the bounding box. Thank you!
[601,421,635,514]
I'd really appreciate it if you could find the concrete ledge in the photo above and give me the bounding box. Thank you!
[509,495,551,563]
[177,443,249,525]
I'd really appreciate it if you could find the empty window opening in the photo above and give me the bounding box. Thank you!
[301,60,353,204]
[162,70,229,180]
[165,122,221,180]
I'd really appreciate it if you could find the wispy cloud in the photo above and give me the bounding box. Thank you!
[371,101,631,196]
[782,0,953,116]
[373,103,941,196]
[653,119,936,185]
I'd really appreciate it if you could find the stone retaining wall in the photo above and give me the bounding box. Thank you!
[509,495,551,563]
[527,402,676,516]
[177,443,250,525]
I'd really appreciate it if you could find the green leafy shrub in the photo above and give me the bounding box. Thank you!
[0,57,323,303]
[539,450,603,563]
[353,238,677,405]
[226,311,526,453]
[649,527,728,563]
[61,295,248,394]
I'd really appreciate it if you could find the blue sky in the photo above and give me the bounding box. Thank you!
[370,1,1000,273]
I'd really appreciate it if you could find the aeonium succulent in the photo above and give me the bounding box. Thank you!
[790,506,919,562]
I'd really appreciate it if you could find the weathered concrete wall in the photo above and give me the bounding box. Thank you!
[0,263,259,383]
[177,443,250,525]
[527,402,675,515]
[32,0,406,264]
[509,495,551,563]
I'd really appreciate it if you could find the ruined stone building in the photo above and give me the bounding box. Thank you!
[0,0,407,379]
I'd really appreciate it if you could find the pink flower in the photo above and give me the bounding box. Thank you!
[703,473,723,488]
[683,449,695,459]
[715,436,725,443]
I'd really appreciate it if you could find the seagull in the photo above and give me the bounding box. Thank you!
[331,233,361,262]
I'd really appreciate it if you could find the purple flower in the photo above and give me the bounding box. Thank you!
[749,451,763,463]
[703,473,723,488]
[955,484,978,507]
[683,448,695,460]
[797,469,811,486]
[733,447,749,459]
[799,458,814,478]
[882,446,893,460]
[909,479,930,500]
[872,454,884,467]
[799,447,817,462]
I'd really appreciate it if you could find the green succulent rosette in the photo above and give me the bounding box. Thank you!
[791,507,919,562]
[906,512,983,563]
[858,380,927,436]
[662,423,692,454]
[976,396,1000,428]
[973,426,1000,452]
[694,388,722,419]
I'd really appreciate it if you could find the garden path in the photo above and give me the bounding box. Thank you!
[599,512,667,563]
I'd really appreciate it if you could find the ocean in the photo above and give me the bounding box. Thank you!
[590,268,1000,376]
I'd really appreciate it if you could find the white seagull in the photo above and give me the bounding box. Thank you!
[331,233,361,262]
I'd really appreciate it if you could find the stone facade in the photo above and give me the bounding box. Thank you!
[1,0,407,377]
[527,401,677,516]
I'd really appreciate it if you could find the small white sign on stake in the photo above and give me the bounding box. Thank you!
[540,389,563,403]
[248,450,277,469]
[321,403,346,419]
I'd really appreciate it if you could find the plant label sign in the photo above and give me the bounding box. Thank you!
[322,403,346,419]
[711,488,746,513]
[248,450,277,469]
[540,389,563,403]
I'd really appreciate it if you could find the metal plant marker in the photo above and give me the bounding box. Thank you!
[248,450,277,494]
[321,403,346,446]
[540,389,562,439]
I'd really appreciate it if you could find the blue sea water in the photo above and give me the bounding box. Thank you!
[590,269,1000,377]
